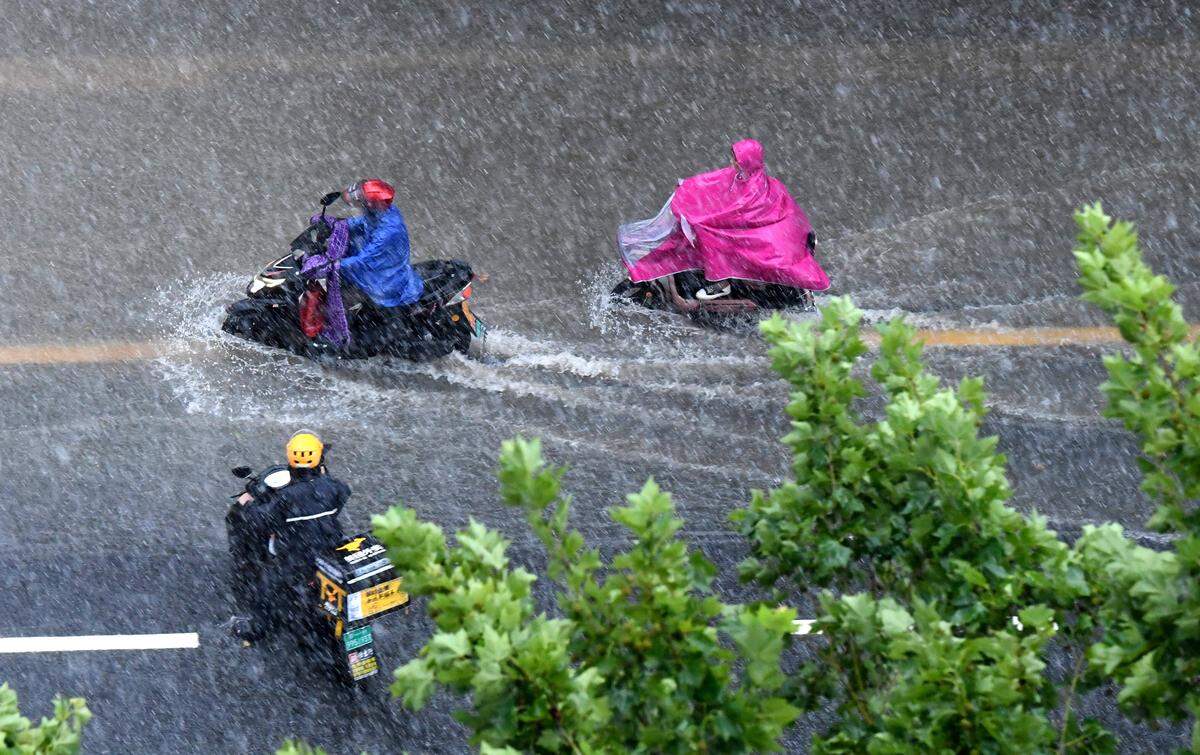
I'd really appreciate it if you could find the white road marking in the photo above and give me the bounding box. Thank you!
[793,619,817,636]
[0,632,199,654]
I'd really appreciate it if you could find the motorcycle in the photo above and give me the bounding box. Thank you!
[222,191,487,361]
[225,462,408,686]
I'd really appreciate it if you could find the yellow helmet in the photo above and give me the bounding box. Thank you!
[286,430,324,469]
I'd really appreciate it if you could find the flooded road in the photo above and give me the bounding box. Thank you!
[1,2,1197,752]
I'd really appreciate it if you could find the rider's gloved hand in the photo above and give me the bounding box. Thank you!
[231,616,266,643]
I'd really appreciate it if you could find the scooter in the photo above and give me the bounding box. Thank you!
[222,192,486,361]
[226,463,408,686]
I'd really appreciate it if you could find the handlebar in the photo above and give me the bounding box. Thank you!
[285,193,348,261]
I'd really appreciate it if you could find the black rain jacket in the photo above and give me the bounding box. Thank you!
[253,467,351,581]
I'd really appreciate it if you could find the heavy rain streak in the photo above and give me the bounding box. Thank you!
[1,1,1198,753]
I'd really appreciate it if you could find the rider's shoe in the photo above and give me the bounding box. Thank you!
[695,281,731,301]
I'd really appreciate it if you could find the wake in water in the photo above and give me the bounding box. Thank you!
[147,273,432,423]
[147,272,790,424]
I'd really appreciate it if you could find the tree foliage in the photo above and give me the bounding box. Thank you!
[372,500,602,753]
[733,299,1088,634]
[1070,202,1200,749]
[731,296,1110,751]
[801,595,1069,754]
[0,684,89,755]
[373,438,797,753]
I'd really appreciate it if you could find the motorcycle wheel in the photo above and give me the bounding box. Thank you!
[398,309,457,362]
[610,279,637,298]
[611,279,661,309]
[223,310,291,350]
[400,333,454,362]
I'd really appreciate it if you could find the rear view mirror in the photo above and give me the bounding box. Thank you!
[231,466,253,479]
[319,191,342,207]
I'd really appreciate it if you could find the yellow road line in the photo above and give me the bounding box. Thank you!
[912,326,1124,348]
[0,341,175,365]
[0,325,1194,366]
[911,324,1200,348]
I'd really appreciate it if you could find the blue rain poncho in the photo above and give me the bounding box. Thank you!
[341,206,424,307]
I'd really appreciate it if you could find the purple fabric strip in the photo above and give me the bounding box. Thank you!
[301,215,350,347]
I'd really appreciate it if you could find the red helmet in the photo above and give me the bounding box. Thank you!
[346,178,395,211]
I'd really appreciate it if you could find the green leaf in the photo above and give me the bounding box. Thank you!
[1016,605,1054,632]
[952,559,988,589]
[428,629,471,663]
[878,604,914,636]
[392,659,436,709]
[275,739,329,755]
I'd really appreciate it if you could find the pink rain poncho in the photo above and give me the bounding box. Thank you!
[618,139,830,291]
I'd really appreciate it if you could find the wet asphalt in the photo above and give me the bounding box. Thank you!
[1,2,1198,752]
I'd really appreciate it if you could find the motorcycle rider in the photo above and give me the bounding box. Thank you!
[338,179,425,313]
[617,139,829,302]
[231,430,351,642]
